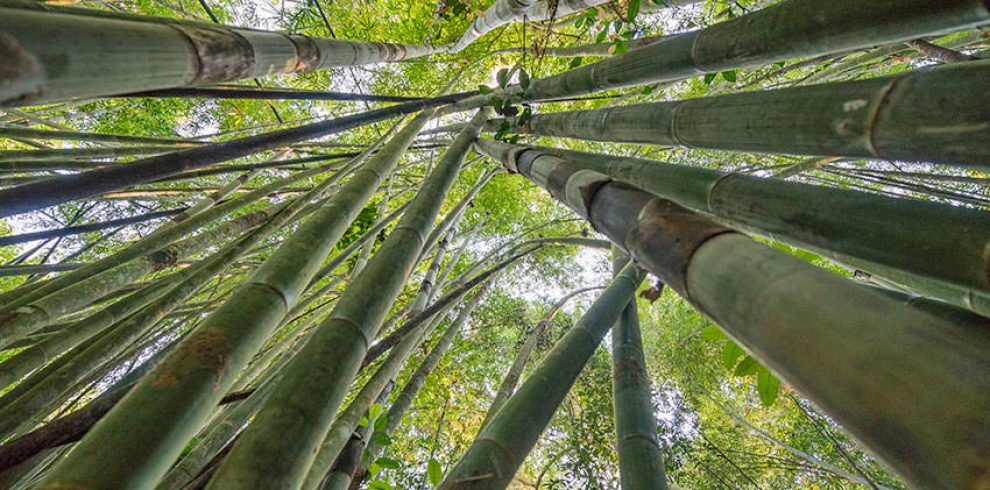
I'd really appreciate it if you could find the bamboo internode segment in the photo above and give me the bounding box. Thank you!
[0,3,445,107]
[451,0,539,53]
[476,137,990,490]
[496,142,990,316]
[510,61,990,169]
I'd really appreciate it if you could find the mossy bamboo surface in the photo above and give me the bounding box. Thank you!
[480,284,604,430]
[485,140,990,307]
[476,138,990,490]
[205,110,484,489]
[33,112,434,490]
[512,60,990,169]
[610,248,668,490]
[0,2,446,107]
[0,91,473,218]
[439,262,644,489]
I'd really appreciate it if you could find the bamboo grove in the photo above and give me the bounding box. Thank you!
[0,0,987,488]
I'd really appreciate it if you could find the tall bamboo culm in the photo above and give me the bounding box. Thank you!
[439,262,644,489]
[490,141,990,316]
[33,112,435,490]
[443,0,990,112]
[0,0,445,107]
[475,137,990,490]
[507,60,990,169]
[611,247,668,490]
[204,110,488,489]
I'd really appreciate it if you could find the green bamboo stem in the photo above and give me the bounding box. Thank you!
[0,204,281,348]
[483,140,990,309]
[347,280,494,490]
[121,87,427,103]
[0,91,474,218]
[509,60,990,169]
[610,248,667,490]
[451,0,539,53]
[171,169,261,222]
[0,160,339,313]
[32,112,433,489]
[479,284,604,430]
[439,262,644,488]
[416,168,496,266]
[362,245,540,369]
[205,110,484,489]
[0,169,336,439]
[0,273,185,389]
[0,125,199,146]
[523,0,611,23]
[0,207,186,247]
[476,138,990,490]
[497,34,668,58]
[0,2,447,107]
[300,298,448,490]
[0,145,180,162]
[445,0,990,112]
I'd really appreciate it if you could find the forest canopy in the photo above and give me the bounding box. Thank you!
[0,0,988,489]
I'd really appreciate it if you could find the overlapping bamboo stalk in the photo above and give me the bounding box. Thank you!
[33,111,435,489]
[439,262,644,488]
[475,137,990,490]
[504,60,990,169]
[0,0,446,107]
[482,140,990,316]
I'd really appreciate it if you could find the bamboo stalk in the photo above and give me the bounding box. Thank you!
[507,60,990,169]
[205,110,486,489]
[0,2,447,107]
[32,112,434,489]
[444,0,990,111]
[610,247,668,490]
[347,280,494,490]
[0,125,200,146]
[451,0,539,53]
[439,262,644,488]
[120,87,426,103]
[479,284,604,429]
[0,207,186,247]
[486,140,990,310]
[476,138,990,490]
[0,91,474,218]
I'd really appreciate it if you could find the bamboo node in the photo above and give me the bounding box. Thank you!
[170,25,255,84]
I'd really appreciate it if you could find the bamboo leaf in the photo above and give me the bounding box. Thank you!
[722,341,744,370]
[757,367,781,406]
[627,0,641,23]
[700,325,726,342]
[734,355,758,376]
[428,458,443,485]
[375,457,400,470]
